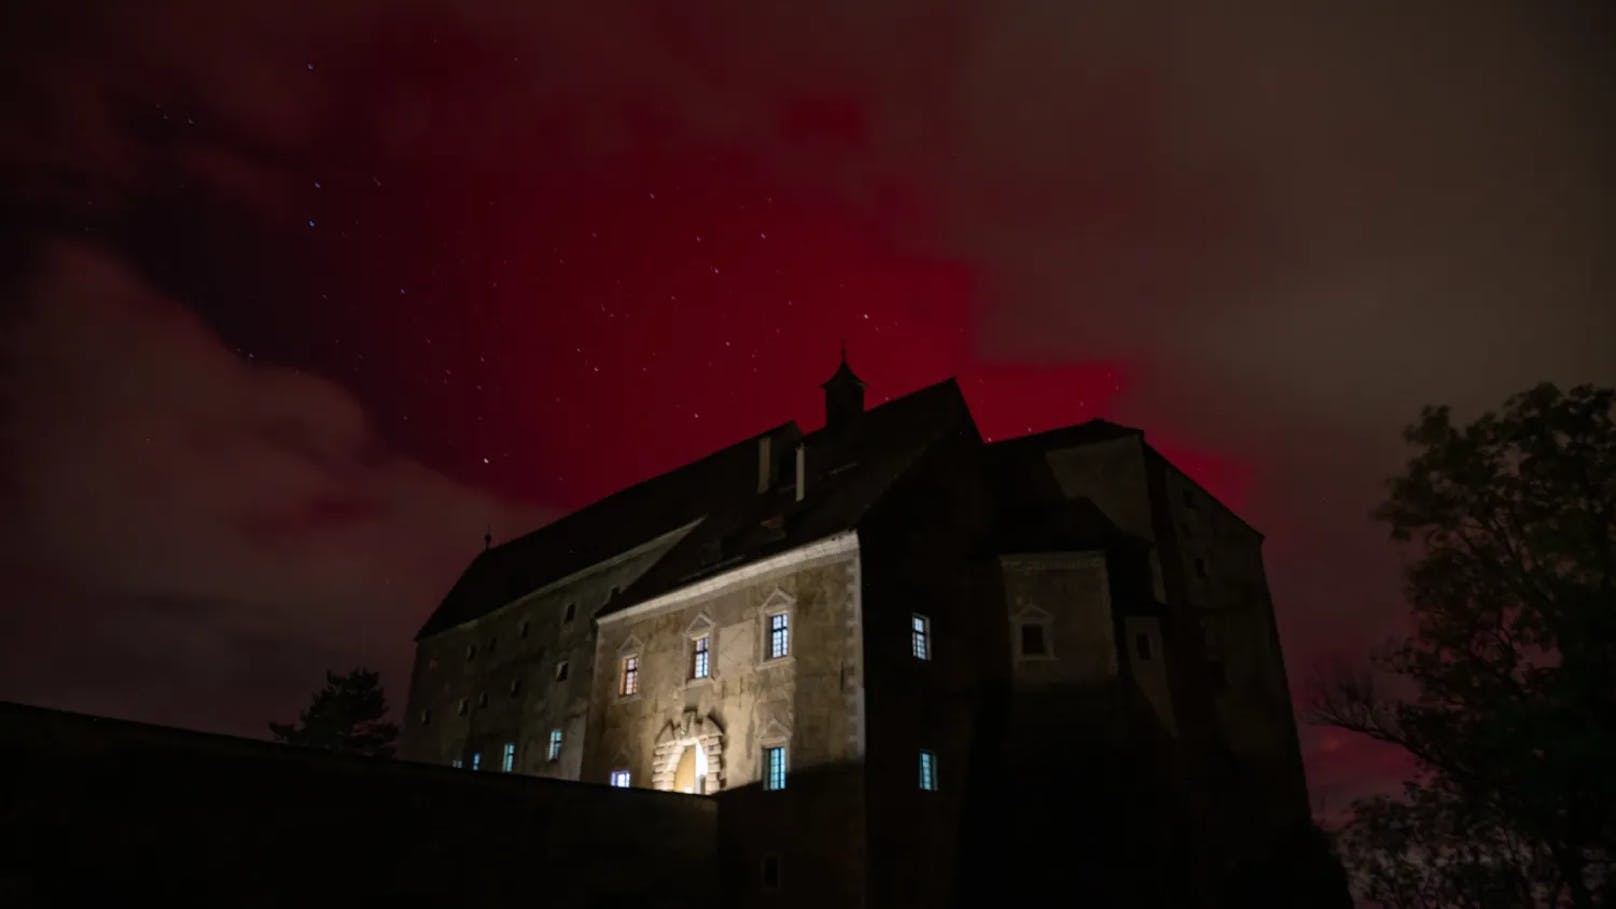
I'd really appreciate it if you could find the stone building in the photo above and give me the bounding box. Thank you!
[400,357,1343,908]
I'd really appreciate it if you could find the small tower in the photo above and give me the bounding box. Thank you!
[821,342,865,430]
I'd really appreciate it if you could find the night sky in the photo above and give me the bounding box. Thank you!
[2,2,1612,821]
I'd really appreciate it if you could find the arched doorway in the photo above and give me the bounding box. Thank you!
[652,710,725,794]
[672,742,709,794]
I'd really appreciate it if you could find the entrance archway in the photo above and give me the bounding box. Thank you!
[672,743,709,794]
[652,710,725,794]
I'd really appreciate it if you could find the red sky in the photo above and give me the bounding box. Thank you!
[1,0,1611,826]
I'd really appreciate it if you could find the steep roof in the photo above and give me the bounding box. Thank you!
[602,378,978,616]
[416,379,977,638]
[414,421,800,639]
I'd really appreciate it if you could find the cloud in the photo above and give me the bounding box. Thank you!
[0,243,549,736]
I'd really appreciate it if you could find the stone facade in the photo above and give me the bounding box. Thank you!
[397,367,1343,908]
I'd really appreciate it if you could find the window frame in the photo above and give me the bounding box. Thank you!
[501,742,516,773]
[1018,620,1051,659]
[911,613,932,661]
[555,659,570,682]
[547,728,564,762]
[762,744,788,791]
[691,634,712,680]
[766,612,791,661]
[609,769,631,788]
[919,749,939,791]
[471,752,481,771]
[620,654,640,697]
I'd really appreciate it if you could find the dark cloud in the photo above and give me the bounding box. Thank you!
[1,0,1611,813]
[0,243,546,736]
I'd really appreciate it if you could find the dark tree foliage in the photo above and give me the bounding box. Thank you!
[269,667,399,758]
[1313,383,1616,907]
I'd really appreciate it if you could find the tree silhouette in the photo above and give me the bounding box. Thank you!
[1313,383,1615,907]
[270,667,399,758]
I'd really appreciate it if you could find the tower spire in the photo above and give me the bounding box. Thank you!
[821,344,866,430]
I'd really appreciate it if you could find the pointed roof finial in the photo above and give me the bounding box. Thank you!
[483,523,492,551]
[840,337,847,364]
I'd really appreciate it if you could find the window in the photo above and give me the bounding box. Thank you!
[610,769,631,788]
[620,655,640,696]
[547,728,563,762]
[761,854,782,892]
[509,678,522,697]
[763,745,787,791]
[1020,622,1048,657]
[911,614,931,661]
[477,691,488,709]
[563,601,576,623]
[1195,558,1209,579]
[691,635,711,679]
[471,752,481,771]
[457,698,468,716]
[1136,632,1152,661]
[919,749,939,791]
[519,619,530,639]
[555,660,569,682]
[488,636,497,655]
[607,585,620,603]
[465,643,477,662]
[451,758,463,769]
[1183,489,1198,509]
[419,708,431,726]
[501,742,516,772]
[768,613,790,660]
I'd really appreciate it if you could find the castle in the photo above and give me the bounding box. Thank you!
[399,357,1331,907]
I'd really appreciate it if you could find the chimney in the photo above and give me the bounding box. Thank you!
[820,342,865,430]
[757,435,773,493]
[795,443,806,502]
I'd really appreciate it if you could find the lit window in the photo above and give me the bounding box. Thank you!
[762,854,782,891]
[555,660,569,682]
[610,769,631,788]
[919,749,939,791]
[1020,623,1048,657]
[1136,633,1152,661]
[501,742,516,773]
[547,728,563,761]
[763,745,787,791]
[691,635,711,679]
[451,758,463,769]
[768,613,790,660]
[911,614,931,661]
[563,602,576,623]
[620,655,640,696]
[471,752,481,771]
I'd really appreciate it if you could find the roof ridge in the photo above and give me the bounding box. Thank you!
[489,419,800,554]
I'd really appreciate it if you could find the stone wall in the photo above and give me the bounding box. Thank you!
[586,538,861,789]
[587,536,866,908]
[400,522,697,780]
[0,701,716,908]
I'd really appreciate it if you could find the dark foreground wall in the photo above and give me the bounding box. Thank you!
[0,702,715,908]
